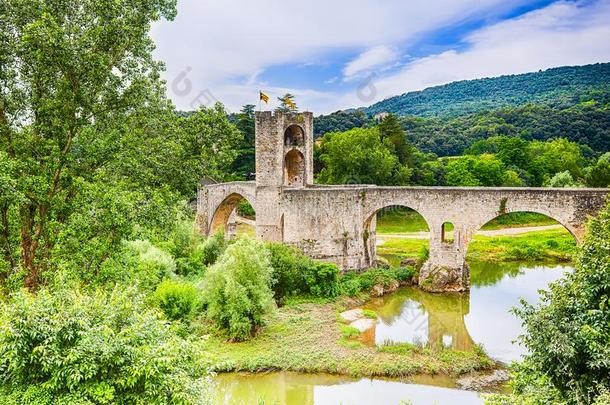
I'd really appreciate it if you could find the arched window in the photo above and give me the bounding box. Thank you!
[441,222,454,243]
[284,125,304,147]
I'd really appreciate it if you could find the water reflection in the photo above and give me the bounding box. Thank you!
[362,261,571,363]
[364,288,474,351]
[213,372,484,405]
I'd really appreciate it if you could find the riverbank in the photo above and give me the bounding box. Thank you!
[200,296,495,378]
[378,227,575,265]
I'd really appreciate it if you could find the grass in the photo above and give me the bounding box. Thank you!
[200,300,495,378]
[362,309,378,319]
[377,229,575,264]
[466,228,576,262]
[376,209,559,233]
[376,209,430,233]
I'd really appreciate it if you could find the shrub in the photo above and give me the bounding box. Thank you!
[97,240,176,291]
[266,242,312,303]
[199,230,227,266]
[339,267,416,297]
[303,262,340,298]
[153,279,202,321]
[509,201,610,403]
[0,287,210,404]
[161,219,206,276]
[202,237,274,340]
[237,200,255,218]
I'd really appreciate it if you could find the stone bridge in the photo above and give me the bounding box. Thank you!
[197,111,609,292]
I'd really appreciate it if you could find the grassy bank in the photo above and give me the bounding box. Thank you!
[200,299,494,378]
[377,228,575,264]
[376,209,558,233]
[467,228,576,262]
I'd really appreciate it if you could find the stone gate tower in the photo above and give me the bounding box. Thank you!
[254,111,314,241]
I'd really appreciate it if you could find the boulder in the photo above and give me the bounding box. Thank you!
[349,318,376,333]
[339,308,363,323]
[400,257,418,267]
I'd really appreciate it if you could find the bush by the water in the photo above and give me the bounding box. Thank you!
[153,279,202,321]
[266,243,314,303]
[340,267,416,297]
[267,243,341,301]
[0,287,210,404]
[304,262,340,298]
[202,237,274,340]
[491,201,610,404]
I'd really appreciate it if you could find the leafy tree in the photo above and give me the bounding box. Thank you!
[229,104,256,179]
[0,0,175,288]
[445,154,507,187]
[509,200,610,403]
[0,0,242,289]
[586,152,610,187]
[378,114,415,166]
[317,128,409,185]
[202,237,274,340]
[547,171,580,188]
[0,286,211,403]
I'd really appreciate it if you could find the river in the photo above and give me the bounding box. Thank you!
[211,261,571,404]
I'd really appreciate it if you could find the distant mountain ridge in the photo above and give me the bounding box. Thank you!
[363,63,610,118]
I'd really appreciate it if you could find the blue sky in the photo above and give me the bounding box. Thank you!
[151,0,610,114]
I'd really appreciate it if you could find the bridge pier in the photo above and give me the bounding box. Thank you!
[419,226,469,292]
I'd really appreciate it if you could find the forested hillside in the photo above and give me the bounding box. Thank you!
[365,63,610,118]
[314,65,610,157]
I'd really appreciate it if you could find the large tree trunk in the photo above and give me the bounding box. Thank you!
[20,204,40,291]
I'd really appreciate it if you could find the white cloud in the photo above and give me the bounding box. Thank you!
[151,0,533,112]
[343,45,399,81]
[337,0,610,111]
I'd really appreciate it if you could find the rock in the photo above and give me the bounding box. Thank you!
[400,257,418,267]
[457,369,510,391]
[375,257,390,268]
[339,308,363,323]
[349,318,376,333]
[371,284,385,297]
[370,280,400,297]
[418,262,470,292]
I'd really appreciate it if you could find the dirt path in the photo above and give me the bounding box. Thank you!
[377,224,563,240]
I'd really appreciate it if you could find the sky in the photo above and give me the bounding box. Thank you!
[151,0,610,114]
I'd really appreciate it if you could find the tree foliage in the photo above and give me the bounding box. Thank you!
[0,0,241,289]
[510,200,610,404]
[316,127,411,185]
[201,237,274,341]
[0,286,211,404]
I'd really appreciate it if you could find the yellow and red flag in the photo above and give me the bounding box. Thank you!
[259,91,269,103]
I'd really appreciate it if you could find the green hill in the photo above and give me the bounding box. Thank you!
[364,63,610,118]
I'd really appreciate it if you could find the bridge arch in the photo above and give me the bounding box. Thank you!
[468,208,580,246]
[464,210,578,265]
[362,204,431,268]
[209,192,256,237]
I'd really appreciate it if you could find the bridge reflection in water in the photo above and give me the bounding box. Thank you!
[363,287,474,351]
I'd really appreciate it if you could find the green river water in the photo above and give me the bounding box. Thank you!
[211,261,571,404]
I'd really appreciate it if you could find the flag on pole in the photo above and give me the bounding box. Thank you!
[259,91,269,103]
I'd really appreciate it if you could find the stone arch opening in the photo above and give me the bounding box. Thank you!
[363,205,430,268]
[209,193,256,238]
[441,222,454,243]
[465,211,577,273]
[284,124,305,147]
[284,149,305,186]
